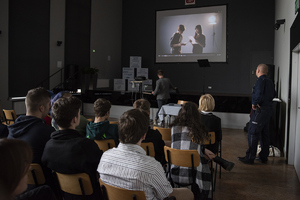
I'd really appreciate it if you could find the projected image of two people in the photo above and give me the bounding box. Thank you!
[157,12,222,55]
[170,24,206,54]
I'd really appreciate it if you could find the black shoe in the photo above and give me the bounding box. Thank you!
[238,156,254,165]
[255,157,268,163]
[213,156,235,171]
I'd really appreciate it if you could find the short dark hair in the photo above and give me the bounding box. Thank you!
[118,109,149,144]
[133,99,150,112]
[157,70,164,76]
[0,139,32,198]
[52,96,82,129]
[178,24,185,32]
[25,87,50,113]
[94,98,111,117]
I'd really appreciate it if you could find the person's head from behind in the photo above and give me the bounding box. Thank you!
[171,102,208,143]
[25,87,51,118]
[199,94,215,112]
[94,98,111,120]
[178,24,185,34]
[256,63,268,77]
[133,99,150,115]
[118,109,149,144]
[52,96,82,129]
[0,139,32,199]
[157,69,164,78]
[195,25,203,35]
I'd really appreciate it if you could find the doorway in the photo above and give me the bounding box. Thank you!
[289,43,300,179]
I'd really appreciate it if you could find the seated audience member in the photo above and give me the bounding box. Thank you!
[198,94,222,154]
[170,102,235,200]
[98,109,194,200]
[86,98,119,146]
[7,87,56,190]
[50,91,88,137]
[0,124,9,138]
[42,96,103,200]
[133,99,166,165]
[0,139,57,200]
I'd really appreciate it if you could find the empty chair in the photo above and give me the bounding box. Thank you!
[3,109,17,125]
[27,163,46,186]
[56,172,93,197]
[94,139,116,152]
[141,142,155,157]
[100,179,147,200]
[177,100,188,105]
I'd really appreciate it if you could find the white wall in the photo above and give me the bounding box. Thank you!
[0,0,10,110]
[274,0,297,161]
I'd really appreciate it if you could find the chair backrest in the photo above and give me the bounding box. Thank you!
[153,126,171,141]
[177,100,188,105]
[141,142,155,157]
[164,146,200,168]
[94,139,116,152]
[87,118,93,122]
[100,179,146,200]
[3,109,17,125]
[56,172,93,196]
[27,163,46,186]
[109,121,118,124]
[202,132,216,145]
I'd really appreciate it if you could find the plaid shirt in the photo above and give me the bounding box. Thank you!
[171,126,212,199]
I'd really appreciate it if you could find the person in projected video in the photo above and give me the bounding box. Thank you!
[190,25,206,54]
[170,24,186,54]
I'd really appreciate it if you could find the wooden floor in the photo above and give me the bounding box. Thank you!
[213,128,300,200]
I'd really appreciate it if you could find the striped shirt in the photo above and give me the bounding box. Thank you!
[97,143,173,200]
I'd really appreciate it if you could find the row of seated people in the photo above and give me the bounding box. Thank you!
[0,87,234,200]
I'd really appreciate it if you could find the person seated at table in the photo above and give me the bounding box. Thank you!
[86,98,119,146]
[0,139,57,200]
[170,102,235,199]
[198,94,222,154]
[133,99,166,165]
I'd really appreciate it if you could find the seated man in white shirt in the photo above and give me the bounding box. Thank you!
[97,109,194,200]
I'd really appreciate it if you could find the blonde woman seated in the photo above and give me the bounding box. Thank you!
[198,94,222,154]
[170,102,234,199]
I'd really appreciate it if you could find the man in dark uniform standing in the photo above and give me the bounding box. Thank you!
[238,64,276,164]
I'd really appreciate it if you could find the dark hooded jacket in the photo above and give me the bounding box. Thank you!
[86,121,119,146]
[7,115,55,163]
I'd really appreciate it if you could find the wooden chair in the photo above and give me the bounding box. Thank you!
[153,126,171,147]
[87,118,93,122]
[153,126,171,141]
[177,100,188,105]
[141,142,155,157]
[3,109,17,125]
[94,139,116,152]
[109,121,118,124]
[202,132,217,191]
[56,172,93,198]
[164,146,200,199]
[100,179,146,200]
[27,163,46,186]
